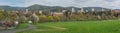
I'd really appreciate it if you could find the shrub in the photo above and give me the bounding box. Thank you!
[47,16,54,22]
[54,16,60,21]
[39,15,47,22]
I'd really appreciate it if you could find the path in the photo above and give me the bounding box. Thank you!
[0,24,36,33]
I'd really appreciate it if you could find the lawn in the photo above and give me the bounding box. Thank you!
[17,23,28,29]
[18,20,120,33]
[0,23,28,31]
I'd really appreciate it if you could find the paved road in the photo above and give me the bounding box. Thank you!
[0,24,36,33]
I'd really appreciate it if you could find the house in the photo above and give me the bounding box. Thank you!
[112,10,120,18]
[51,10,67,17]
[51,12,64,17]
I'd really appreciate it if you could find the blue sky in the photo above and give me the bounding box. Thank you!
[0,0,120,9]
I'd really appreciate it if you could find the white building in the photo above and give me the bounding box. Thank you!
[51,12,64,16]
[81,8,84,12]
[72,8,75,12]
[86,10,88,12]
[26,9,28,13]
[62,10,66,13]
[91,8,95,11]
[39,10,42,14]
[102,8,105,11]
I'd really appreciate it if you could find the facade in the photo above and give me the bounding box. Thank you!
[51,12,64,17]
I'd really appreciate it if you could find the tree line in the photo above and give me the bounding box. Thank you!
[0,10,120,23]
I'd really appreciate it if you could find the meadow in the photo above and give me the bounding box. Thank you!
[0,23,28,31]
[18,20,120,33]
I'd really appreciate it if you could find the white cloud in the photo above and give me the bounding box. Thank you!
[0,2,10,6]
[1,0,120,9]
[25,0,77,7]
[75,0,120,9]
[24,0,120,9]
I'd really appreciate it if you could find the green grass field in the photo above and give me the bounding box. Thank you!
[17,23,28,29]
[18,20,120,33]
[0,23,28,31]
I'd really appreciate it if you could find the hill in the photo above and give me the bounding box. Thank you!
[0,4,111,12]
[0,6,25,11]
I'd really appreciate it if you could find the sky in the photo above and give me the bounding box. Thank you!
[0,0,120,9]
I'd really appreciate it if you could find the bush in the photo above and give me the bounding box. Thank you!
[39,15,47,22]
[47,16,54,22]
[54,16,60,21]
[18,16,27,23]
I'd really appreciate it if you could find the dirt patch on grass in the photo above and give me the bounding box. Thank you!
[34,26,67,31]
[48,26,67,30]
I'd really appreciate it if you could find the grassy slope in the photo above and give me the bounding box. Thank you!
[18,20,120,33]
